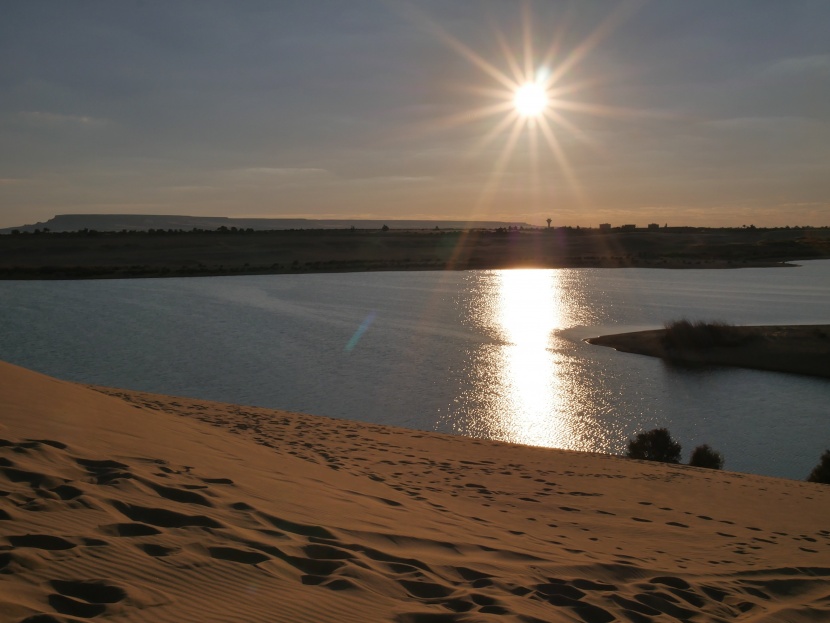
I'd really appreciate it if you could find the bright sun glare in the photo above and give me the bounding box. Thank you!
[514,82,548,117]
[411,2,641,214]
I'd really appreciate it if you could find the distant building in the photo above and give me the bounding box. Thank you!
[647,223,660,230]
[621,224,636,231]
[599,223,611,231]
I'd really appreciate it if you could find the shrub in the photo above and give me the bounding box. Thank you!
[627,428,682,464]
[661,319,752,350]
[689,444,724,470]
[807,449,830,484]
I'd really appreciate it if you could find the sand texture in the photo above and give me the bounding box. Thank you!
[587,325,830,379]
[1,361,829,622]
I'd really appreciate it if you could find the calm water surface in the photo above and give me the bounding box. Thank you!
[1,261,828,479]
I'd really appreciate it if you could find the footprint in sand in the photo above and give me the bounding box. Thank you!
[137,543,179,557]
[534,583,615,622]
[47,579,127,619]
[8,534,77,550]
[141,479,213,506]
[76,458,133,485]
[110,501,222,529]
[101,522,162,537]
[208,546,271,565]
[49,484,84,500]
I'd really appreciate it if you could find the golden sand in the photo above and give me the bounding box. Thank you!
[1,361,828,622]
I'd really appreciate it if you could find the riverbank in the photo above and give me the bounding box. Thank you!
[1,360,828,621]
[587,324,830,378]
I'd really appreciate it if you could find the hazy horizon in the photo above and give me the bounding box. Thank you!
[2,1,829,229]
[6,212,830,233]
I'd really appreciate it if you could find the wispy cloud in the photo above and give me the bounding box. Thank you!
[349,175,434,185]
[777,201,829,209]
[763,54,830,77]
[701,116,818,131]
[167,185,221,193]
[19,111,108,127]
[230,167,328,178]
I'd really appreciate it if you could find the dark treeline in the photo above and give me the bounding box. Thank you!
[5,224,829,236]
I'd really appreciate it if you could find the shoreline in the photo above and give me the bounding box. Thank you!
[587,324,830,379]
[0,258,802,281]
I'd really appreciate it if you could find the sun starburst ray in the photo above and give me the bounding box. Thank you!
[528,117,542,213]
[543,108,593,145]
[543,77,602,100]
[475,116,525,210]
[492,25,525,86]
[550,100,668,120]
[521,4,535,82]
[539,13,570,79]
[459,85,520,101]
[469,111,523,159]
[399,101,516,142]
[546,1,643,87]
[537,116,587,204]
[434,31,517,92]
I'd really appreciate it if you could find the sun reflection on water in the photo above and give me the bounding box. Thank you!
[460,268,598,451]
[494,269,565,446]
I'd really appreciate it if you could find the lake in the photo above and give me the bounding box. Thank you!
[1,261,828,480]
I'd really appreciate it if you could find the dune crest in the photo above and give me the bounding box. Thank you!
[1,361,828,622]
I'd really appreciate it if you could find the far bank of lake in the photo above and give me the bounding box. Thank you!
[2,227,828,279]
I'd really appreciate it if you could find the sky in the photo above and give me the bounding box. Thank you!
[1,1,829,229]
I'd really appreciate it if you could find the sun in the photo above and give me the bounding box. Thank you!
[401,2,643,216]
[514,82,548,117]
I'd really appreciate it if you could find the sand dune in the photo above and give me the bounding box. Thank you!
[1,361,828,622]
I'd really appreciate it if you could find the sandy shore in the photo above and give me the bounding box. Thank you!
[1,361,828,622]
[587,324,830,379]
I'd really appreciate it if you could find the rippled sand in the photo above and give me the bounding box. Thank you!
[1,360,828,622]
